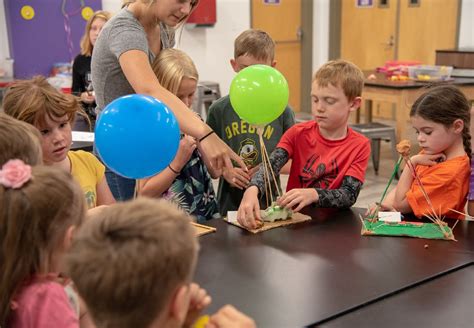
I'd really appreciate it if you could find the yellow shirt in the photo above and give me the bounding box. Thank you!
[68,151,105,209]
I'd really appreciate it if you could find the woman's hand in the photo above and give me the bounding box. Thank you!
[223,167,250,190]
[198,132,247,173]
[80,92,95,104]
[172,135,197,170]
[277,188,318,212]
[237,186,262,229]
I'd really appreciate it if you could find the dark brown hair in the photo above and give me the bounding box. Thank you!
[410,85,471,155]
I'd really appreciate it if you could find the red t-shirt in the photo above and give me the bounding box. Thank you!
[278,121,370,191]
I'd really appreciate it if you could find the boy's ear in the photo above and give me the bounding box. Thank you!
[349,97,362,112]
[271,60,277,68]
[63,226,76,250]
[230,59,239,73]
[169,285,191,325]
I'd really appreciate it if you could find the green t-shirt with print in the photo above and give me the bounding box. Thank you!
[206,95,295,216]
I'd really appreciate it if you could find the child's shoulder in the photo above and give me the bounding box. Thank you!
[209,95,232,112]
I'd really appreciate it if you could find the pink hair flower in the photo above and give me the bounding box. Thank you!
[0,159,32,189]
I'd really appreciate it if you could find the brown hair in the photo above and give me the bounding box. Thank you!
[66,197,198,328]
[80,10,112,56]
[313,59,364,101]
[152,48,198,95]
[234,29,275,62]
[0,113,42,166]
[3,76,87,128]
[0,166,86,325]
[410,85,471,155]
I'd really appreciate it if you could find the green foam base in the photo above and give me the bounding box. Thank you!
[361,220,454,240]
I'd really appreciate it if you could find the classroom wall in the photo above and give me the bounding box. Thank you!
[1,0,473,91]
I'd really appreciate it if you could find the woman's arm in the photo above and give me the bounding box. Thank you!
[118,50,246,172]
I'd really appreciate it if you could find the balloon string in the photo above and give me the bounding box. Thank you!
[61,0,86,61]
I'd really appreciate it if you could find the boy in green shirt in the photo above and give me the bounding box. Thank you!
[207,29,295,217]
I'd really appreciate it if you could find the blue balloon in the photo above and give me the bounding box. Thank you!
[95,94,180,179]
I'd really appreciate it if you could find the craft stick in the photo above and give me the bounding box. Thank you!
[378,156,403,205]
[191,222,216,231]
[451,219,460,232]
[448,208,474,219]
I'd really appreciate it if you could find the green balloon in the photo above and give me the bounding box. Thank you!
[229,65,289,126]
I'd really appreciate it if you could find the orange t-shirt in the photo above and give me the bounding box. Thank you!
[406,155,470,219]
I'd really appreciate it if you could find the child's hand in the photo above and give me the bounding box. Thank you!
[206,305,256,328]
[248,164,261,179]
[173,135,197,170]
[237,186,262,229]
[365,202,396,219]
[184,283,212,327]
[411,153,446,166]
[277,188,318,212]
[223,167,250,189]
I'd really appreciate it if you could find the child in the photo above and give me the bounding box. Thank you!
[3,76,115,209]
[381,85,471,219]
[0,162,86,327]
[0,113,42,166]
[206,29,295,216]
[238,59,371,229]
[138,49,220,222]
[72,10,111,121]
[66,197,255,328]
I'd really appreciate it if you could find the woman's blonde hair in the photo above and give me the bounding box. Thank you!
[121,0,199,25]
[80,10,111,56]
[0,166,86,325]
[151,48,198,95]
[0,113,43,166]
[3,76,87,128]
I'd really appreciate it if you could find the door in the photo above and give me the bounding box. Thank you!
[340,0,459,120]
[340,0,397,70]
[252,0,302,112]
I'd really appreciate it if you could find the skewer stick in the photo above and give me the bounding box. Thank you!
[448,208,474,219]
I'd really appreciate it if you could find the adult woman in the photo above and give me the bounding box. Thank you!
[72,10,111,120]
[92,0,244,200]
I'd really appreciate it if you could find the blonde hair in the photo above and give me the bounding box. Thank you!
[3,76,87,128]
[80,10,112,56]
[152,48,198,95]
[234,29,275,62]
[0,113,42,166]
[0,166,86,325]
[66,198,198,328]
[122,0,199,25]
[313,59,364,101]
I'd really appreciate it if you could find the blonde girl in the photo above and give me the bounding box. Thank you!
[382,85,471,219]
[92,0,245,200]
[0,163,86,327]
[3,76,115,209]
[72,10,111,118]
[0,113,43,166]
[139,49,220,221]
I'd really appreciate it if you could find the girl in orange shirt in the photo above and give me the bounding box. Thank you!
[382,85,471,219]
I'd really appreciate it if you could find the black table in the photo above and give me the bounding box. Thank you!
[194,208,474,327]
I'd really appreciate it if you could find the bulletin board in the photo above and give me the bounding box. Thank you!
[4,0,102,78]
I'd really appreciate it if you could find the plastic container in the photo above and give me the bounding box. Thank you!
[408,65,453,81]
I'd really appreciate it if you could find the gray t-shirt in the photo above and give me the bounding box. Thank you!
[92,8,175,113]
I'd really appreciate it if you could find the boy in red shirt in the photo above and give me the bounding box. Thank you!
[238,59,371,228]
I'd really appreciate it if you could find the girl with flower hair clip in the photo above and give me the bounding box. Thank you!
[0,160,87,327]
[3,76,115,209]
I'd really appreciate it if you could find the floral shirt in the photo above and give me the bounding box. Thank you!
[163,150,219,222]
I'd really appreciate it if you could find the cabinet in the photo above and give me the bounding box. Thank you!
[435,49,474,69]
